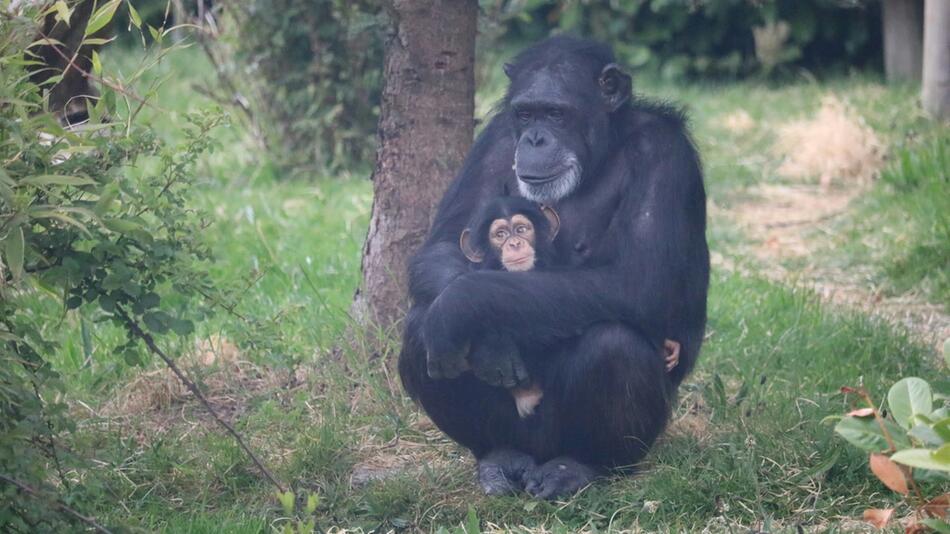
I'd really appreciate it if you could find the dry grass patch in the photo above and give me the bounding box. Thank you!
[774,95,885,187]
[103,335,284,419]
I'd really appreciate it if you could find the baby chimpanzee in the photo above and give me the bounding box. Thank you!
[460,197,680,418]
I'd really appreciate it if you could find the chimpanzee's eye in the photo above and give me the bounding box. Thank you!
[548,108,564,121]
[515,225,528,234]
[494,229,509,240]
[516,110,531,123]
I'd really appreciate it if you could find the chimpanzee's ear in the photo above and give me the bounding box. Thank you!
[540,205,560,241]
[503,63,515,79]
[459,229,485,263]
[598,63,632,112]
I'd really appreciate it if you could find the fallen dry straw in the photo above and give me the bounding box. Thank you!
[774,95,885,187]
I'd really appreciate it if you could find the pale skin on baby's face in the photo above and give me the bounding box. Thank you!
[489,214,537,272]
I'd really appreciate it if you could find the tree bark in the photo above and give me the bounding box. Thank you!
[922,0,950,119]
[28,0,112,124]
[882,0,923,82]
[353,0,477,331]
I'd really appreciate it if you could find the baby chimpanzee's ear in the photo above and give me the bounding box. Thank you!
[540,205,560,241]
[459,229,485,263]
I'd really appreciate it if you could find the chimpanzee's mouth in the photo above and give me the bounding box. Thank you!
[516,156,582,204]
[517,172,563,184]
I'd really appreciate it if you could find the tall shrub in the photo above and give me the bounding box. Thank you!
[222,0,386,177]
[1,4,222,529]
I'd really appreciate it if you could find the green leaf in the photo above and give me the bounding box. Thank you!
[4,226,25,281]
[944,337,949,369]
[91,50,102,76]
[909,424,945,447]
[891,447,950,472]
[169,318,194,336]
[142,311,171,334]
[66,296,83,310]
[305,493,319,514]
[127,2,142,28]
[84,0,121,37]
[277,491,295,516]
[463,506,480,534]
[99,293,116,313]
[82,37,115,46]
[888,377,933,430]
[934,418,950,441]
[53,1,72,24]
[920,518,950,534]
[103,218,143,234]
[18,174,96,187]
[937,443,950,463]
[835,416,889,452]
[94,183,119,215]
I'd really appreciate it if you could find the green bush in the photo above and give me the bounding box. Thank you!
[0,4,222,529]
[222,0,385,178]
[483,0,882,79]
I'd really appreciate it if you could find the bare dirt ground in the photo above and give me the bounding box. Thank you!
[717,182,950,356]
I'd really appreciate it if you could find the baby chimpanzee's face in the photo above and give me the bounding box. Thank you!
[488,214,537,271]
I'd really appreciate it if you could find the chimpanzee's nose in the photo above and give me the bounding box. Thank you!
[507,238,524,250]
[526,129,545,147]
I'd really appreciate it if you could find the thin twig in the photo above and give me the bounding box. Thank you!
[114,306,286,492]
[0,474,112,533]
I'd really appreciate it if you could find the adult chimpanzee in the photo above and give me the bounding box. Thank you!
[398,36,709,499]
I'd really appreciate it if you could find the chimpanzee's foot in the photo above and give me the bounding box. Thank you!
[477,449,537,495]
[524,457,599,500]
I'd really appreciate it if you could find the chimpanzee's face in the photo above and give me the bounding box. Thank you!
[507,62,629,204]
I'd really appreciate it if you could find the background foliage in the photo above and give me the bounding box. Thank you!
[184,0,883,177]
[482,0,882,79]
[1,4,222,529]
[217,0,385,178]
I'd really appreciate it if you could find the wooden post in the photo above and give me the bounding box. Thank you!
[922,0,950,119]
[882,0,923,82]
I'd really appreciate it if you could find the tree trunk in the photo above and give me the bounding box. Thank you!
[882,0,923,82]
[353,0,477,332]
[28,0,112,124]
[922,0,950,119]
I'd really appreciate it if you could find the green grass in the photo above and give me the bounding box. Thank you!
[38,44,948,532]
[826,132,949,308]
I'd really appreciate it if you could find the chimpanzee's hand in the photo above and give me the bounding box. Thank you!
[422,301,470,380]
[469,334,529,388]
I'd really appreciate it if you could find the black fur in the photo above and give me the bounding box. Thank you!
[398,36,709,497]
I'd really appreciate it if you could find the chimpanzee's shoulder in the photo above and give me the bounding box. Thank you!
[628,98,691,135]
